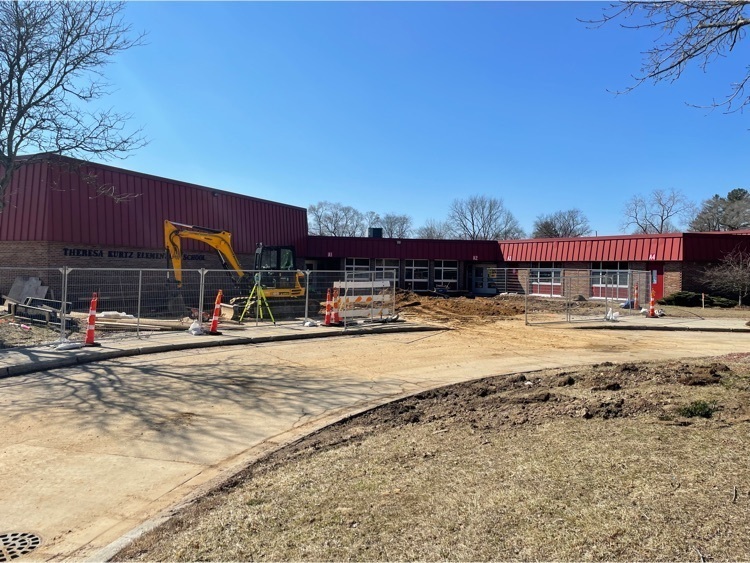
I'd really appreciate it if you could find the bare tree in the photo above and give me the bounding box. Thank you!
[363,211,382,233]
[690,188,750,231]
[703,246,750,306]
[447,195,524,240]
[415,218,452,240]
[308,201,365,236]
[621,188,695,234]
[532,209,592,238]
[308,201,387,236]
[0,1,146,211]
[588,1,750,111]
[381,213,412,238]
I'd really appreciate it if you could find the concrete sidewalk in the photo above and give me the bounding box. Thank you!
[2,313,746,380]
[0,320,443,379]
[575,314,750,332]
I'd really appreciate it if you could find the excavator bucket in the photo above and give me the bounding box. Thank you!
[219,302,238,321]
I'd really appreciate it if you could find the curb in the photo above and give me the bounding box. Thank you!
[573,324,750,333]
[0,324,446,380]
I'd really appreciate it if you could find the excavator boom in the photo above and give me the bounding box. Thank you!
[164,220,246,287]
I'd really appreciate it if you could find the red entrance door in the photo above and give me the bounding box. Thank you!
[650,263,664,299]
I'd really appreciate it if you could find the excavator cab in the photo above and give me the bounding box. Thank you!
[254,244,296,271]
[253,243,304,297]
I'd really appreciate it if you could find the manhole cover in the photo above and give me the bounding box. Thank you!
[0,533,42,562]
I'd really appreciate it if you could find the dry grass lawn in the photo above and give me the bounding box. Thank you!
[116,354,750,562]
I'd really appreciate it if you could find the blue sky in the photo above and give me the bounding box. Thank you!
[105,1,749,237]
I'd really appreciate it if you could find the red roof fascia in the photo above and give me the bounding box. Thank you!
[499,233,685,262]
[306,236,502,262]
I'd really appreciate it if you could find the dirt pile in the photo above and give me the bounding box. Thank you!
[0,315,64,348]
[294,355,750,443]
[396,291,607,325]
[396,291,525,325]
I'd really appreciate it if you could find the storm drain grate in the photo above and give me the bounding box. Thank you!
[0,533,42,562]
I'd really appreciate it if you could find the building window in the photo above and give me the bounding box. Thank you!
[434,260,458,290]
[375,259,400,286]
[405,259,429,291]
[591,261,630,287]
[530,262,562,285]
[345,258,370,272]
[529,262,562,296]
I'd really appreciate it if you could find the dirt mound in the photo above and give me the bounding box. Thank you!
[257,354,750,465]
[395,291,607,326]
[0,316,64,348]
[396,291,525,325]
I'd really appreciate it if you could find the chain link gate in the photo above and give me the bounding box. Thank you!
[487,268,654,325]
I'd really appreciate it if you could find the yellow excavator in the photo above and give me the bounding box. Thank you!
[164,220,310,319]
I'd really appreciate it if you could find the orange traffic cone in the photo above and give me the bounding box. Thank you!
[648,287,656,318]
[324,288,332,326]
[332,287,341,324]
[84,292,101,346]
[208,290,223,335]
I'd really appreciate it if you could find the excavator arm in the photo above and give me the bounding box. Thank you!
[164,220,247,287]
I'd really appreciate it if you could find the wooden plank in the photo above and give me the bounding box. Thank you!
[337,295,392,304]
[339,308,392,318]
[333,280,391,289]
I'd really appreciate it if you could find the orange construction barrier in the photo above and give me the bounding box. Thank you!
[208,289,223,334]
[332,287,341,324]
[323,288,332,326]
[648,286,656,318]
[84,292,100,346]
[634,283,639,310]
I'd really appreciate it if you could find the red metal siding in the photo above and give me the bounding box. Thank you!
[306,236,501,262]
[500,234,684,263]
[0,160,50,242]
[0,157,307,254]
[683,232,750,261]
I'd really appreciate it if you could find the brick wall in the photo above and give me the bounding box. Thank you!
[514,263,530,293]
[682,262,710,293]
[663,262,682,297]
[0,241,54,268]
[562,266,591,298]
[0,240,262,271]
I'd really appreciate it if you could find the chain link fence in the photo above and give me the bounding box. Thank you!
[519,269,652,325]
[0,265,656,348]
[0,267,399,348]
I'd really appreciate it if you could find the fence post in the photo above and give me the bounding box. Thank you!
[524,269,529,326]
[58,266,69,342]
[391,269,396,319]
[304,270,310,325]
[198,268,206,325]
[136,269,143,339]
[627,270,633,317]
[370,271,375,321]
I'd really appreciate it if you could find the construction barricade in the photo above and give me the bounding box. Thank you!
[332,271,396,325]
